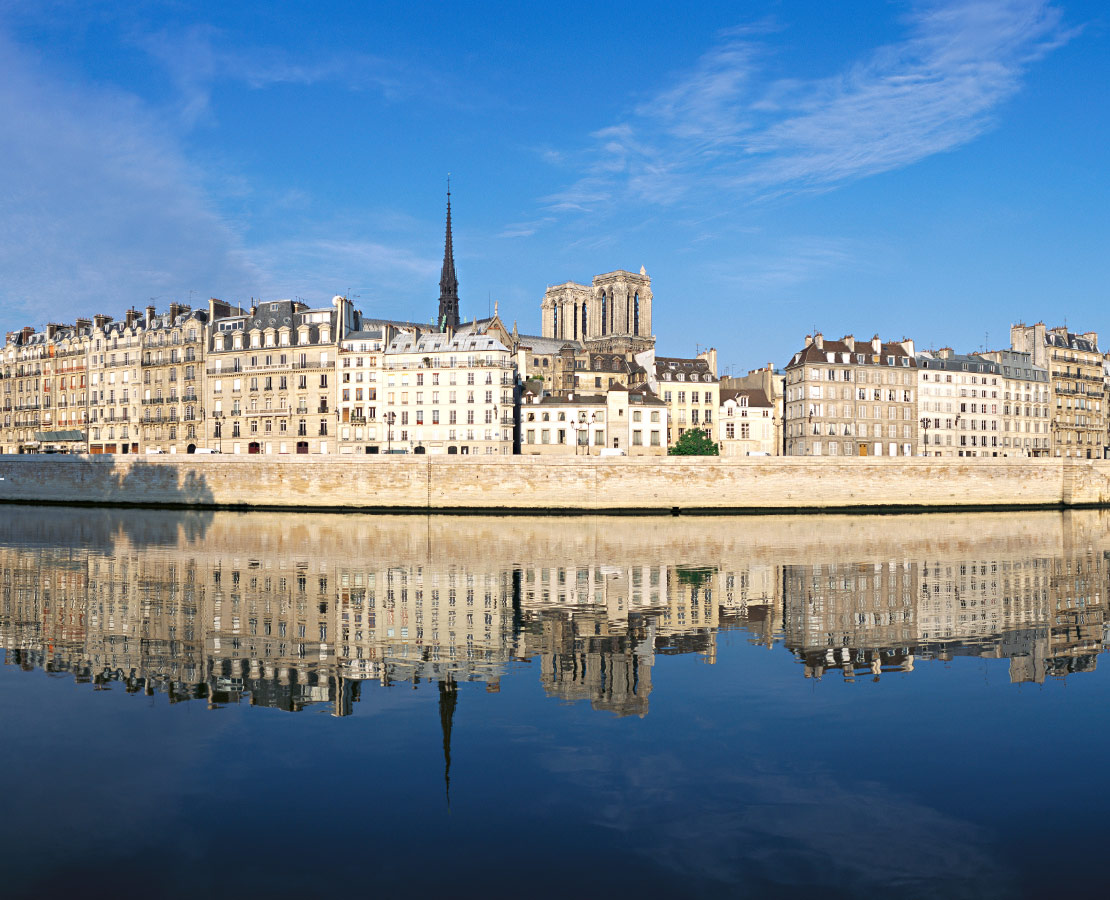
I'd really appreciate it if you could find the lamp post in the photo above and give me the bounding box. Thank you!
[919,416,931,457]
[386,411,396,454]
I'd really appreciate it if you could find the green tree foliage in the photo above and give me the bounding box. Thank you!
[668,428,719,456]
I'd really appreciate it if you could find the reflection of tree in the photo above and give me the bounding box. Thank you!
[674,565,716,589]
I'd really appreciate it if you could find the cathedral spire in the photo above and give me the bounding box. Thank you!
[437,178,461,330]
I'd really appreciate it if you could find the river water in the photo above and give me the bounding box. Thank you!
[1,505,1108,898]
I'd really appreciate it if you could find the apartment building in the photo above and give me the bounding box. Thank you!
[520,387,668,455]
[636,350,720,446]
[87,312,144,454]
[979,349,1051,457]
[916,350,1002,457]
[2,321,92,454]
[719,388,775,456]
[1011,323,1104,459]
[376,330,518,455]
[720,363,785,455]
[785,333,917,457]
[204,297,355,455]
[138,304,208,453]
[336,326,387,452]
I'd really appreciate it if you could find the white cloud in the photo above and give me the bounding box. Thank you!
[133,25,410,128]
[0,31,262,332]
[546,1,1075,214]
[0,24,446,333]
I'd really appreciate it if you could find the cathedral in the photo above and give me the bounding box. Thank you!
[540,269,654,356]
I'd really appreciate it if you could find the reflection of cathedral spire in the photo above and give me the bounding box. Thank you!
[439,678,458,807]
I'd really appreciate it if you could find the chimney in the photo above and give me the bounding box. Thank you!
[21,326,34,343]
[124,308,139,329]
[814,333,824,350]
[93,314,111,330]
[938,347,953,359]
[900,338,915,357]
[146,305,156,326]
[75,318,91,331]
[45,323,62,340]
[169,303,181,323]
[843,335,855,353]
[1083,331,1099,348]
[871,335,881,354]
[803,334,813,348]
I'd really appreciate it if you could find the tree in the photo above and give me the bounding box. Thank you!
[668,428,719,456]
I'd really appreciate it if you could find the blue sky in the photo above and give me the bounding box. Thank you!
[1,0,1106,373]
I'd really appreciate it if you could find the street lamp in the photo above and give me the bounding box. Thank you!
[919,416,931,457]
[386,411,396,454]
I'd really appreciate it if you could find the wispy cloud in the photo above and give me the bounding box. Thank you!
[0,30,262,331]
[545,1,1075,214]
[498,217,556,239]
[134,25,411,128]
[707,236,864,292]
[0,26,436,332]
[250,236,438,304]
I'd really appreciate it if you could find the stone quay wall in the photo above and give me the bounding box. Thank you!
[2,455,1110,512]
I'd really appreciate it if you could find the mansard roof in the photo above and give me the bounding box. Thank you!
[789,338,916,368]
[1045,329,1098,352]
[916,352,999,374]
[720,388,772,408]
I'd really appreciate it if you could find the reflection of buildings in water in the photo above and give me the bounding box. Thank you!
[781,520,1108,684]
[4,509,1110,715]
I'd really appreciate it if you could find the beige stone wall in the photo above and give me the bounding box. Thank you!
[5,455,1110,510]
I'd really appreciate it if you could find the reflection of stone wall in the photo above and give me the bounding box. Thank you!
[7,456,1110,510]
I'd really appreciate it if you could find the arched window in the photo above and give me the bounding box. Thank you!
[573,303,578,341]
[581,302,587,338]
[601,292,607,336]
[552,304,558,337]
[634,293,640,335]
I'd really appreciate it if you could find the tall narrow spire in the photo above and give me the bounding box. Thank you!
[437,178,460,330]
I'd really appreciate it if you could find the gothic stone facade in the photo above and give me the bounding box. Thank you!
[541,269,654,356]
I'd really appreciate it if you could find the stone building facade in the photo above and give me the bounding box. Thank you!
[719,388,775,456]
[785,333,918,457]
[139,305,208,453]
[1011,323,1105,459]
[916,350,1002,457]
[520,387,668,455]
[2,321,92,454]
[636,350,720,446]
[204,296,355,455]
[979,349,1051,457]
[375,330,518,456]
[541,268,654,356]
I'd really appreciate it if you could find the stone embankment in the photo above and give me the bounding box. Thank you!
[1,455,1110,513]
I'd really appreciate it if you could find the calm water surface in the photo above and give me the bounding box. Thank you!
[1,506,1108,898]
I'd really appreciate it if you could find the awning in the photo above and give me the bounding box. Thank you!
[34,430,86,442]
